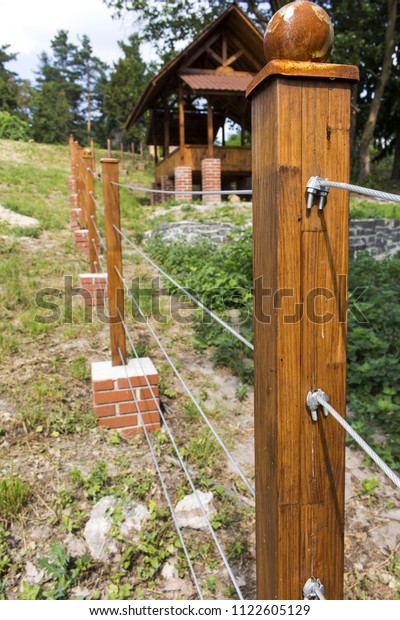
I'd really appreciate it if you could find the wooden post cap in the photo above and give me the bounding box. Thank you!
[263,0,334,64]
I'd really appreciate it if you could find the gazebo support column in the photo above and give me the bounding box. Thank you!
[174,166,192,202]
[201,158,221,204]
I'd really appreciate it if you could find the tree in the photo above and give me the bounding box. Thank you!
[74,35,109,138]
[0,44,19,113]
[356,0,398,183]
[102,34,154,143]
[31,80,74,144]
[32,31,109,144]
[103,1,285,60]
[0,110,30,141]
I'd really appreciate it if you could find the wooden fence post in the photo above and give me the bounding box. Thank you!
[90,138,96,171]
[246,3,359,600]
[101,158,127,366]
[82,152,97,273]
[76,146,87,229]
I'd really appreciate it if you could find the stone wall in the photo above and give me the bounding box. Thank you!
[349,219,400,259]
[146,219,400,259]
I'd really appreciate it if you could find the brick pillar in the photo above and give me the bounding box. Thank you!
[70,208,81,231]
[79,273,108,309]
[67,175,76,193]
[174,166,192,202]
[151,182,162,206]
[160,175,174,202]
[91,358,160,437]
[74,229,89,256]
[201,158,221,204]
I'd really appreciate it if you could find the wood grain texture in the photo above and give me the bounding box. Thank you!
[82,153,97,274]
[250,68,355,599]
[101,158,127,367]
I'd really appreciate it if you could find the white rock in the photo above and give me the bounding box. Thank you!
[161,561,179,581]
[120,503,150,537]
[65,534,87,558]
[84,496,150,561]
[24,561,45,585]
[175,491,216,530]
[84,496,118,561]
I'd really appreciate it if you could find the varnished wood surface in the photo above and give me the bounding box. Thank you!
[82,153,97,273]
[246,60,359,99]
[101,159,127,367]
[251,73,353,599]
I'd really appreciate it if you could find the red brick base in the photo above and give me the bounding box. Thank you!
[74,229,89,256]
[174,166,192,202]
[201,158,221,204]
[70,208,81,231]
[91,359,160,436]
[79,273,108,308]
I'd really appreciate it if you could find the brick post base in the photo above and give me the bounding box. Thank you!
[174,166,192,202]
[74,229,90,256]
[161,175,175,202]
[201,158,221,204]
[69,193,79,206]
[151,182,162,206]
[70,208,81,231]
[79,273,108,308]
[91,359,160,437]
[67,175,76,193]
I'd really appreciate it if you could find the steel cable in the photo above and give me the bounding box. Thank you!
[316,177,400,204]
[117,309,245,599]
[117,347,204,600]
[112,181,252,196]
[113,225,254,352]
[316,393,400,489]
[114,266,255,499]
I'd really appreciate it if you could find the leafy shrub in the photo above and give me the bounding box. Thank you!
[0,112,30,141]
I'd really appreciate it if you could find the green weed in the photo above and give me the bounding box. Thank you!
[0,470,29,523]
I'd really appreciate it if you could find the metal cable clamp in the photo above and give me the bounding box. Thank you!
[303,577,326,600]
[306,389,330,422]
[306,176,330,210]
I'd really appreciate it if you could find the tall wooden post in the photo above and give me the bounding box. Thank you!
[207,98,214,159]
[90,138,96,171]
[82,153,97,273]
[101,158,127,366]
[76,146,87,229]
[246,2,359,600]
[178,83,185,161]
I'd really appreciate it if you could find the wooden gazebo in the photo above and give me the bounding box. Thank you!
[126,3,264,201]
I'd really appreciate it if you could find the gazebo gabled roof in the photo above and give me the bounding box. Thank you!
[126,3,264,130]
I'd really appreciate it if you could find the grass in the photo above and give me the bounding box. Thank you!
[350,198,400,219]
[0,470,29,523]
[0,140,71,230]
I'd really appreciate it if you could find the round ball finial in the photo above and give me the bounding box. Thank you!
[263,0,334,64]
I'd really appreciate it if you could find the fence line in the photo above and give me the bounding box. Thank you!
[312,390,400,489]
[113,225,254,351]
[114,265,256,499]
[117,346,204,600]
[306,176,400,205]
[113,181,252,197]
[68,121,399,599]
[117,310,245,599]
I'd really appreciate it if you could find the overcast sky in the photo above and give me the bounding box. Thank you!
[0,0,146,81]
